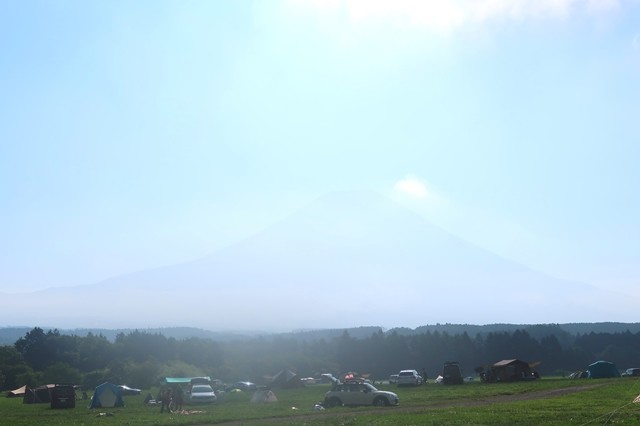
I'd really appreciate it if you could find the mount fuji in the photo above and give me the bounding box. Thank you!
[1,191,631,331]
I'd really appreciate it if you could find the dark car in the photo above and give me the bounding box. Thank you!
[229,381,257,391]
[51,385,76,409]
[442,361,464,385]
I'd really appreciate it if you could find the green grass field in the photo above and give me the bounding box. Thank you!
[2,378,640,425]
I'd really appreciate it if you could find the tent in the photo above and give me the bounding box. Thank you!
[250,389,278,403]
[23,384,54,404]
[569,370,589,379]
[6,385,27,398]
[270,370,303,388]
[483,359,538,382]
[88,382,124,408]
[587,361,620,379]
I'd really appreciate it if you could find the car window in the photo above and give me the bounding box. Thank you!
[192,385,212,392]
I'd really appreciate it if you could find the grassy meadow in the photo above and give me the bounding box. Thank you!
[2,378,640,425]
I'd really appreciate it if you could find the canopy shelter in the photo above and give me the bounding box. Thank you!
[6,385,27,398]
[270,370,303,388]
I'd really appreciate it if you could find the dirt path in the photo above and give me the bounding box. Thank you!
[208,384,603,425]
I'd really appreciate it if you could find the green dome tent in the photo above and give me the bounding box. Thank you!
[587,361,620,379]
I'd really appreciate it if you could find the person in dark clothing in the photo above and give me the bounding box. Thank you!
[173,387,184,412]
[160,388,172,413]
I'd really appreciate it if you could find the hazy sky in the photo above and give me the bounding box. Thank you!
[1,0,639,298]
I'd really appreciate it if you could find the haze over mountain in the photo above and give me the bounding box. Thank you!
[1,191,633,331]
[3,2,639,334]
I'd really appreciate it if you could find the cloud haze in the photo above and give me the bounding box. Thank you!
[289,0,623,34]
[1,0,639,328]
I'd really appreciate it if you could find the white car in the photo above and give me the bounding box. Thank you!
[189,384,216,404]
[397,369,423,386]
[324,380,399,407]
[301,377,316,385]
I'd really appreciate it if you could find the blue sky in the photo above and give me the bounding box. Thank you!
[1,0,639,300]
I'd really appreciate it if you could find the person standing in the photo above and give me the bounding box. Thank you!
[173,387,184,413]
[160,388,171,413]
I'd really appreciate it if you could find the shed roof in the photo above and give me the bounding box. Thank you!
[493,359,527,367]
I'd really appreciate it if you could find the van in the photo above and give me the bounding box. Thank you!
[396,370,423,386]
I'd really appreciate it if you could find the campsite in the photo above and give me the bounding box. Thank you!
[2,376,640,425]
[3,326,640,424]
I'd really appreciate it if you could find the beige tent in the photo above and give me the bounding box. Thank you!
[250,389,278,403]
[6,385,27,398]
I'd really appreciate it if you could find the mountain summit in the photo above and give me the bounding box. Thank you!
[2,191,630,330]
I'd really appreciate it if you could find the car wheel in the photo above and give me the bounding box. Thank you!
[373,397,388,407]
[326,397,342,408]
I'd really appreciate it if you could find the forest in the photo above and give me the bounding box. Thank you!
[1,325,639,391]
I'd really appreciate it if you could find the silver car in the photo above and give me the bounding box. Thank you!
[324,381,399,407]
[396,369,423,386]
[189,384,216,404]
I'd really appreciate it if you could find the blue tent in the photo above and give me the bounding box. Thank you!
[587,361,620,379]
[88,382,124,408]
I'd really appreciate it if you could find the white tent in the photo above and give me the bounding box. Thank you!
[250,389,278,403]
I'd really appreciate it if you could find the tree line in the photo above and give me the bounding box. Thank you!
[1,326,639,391]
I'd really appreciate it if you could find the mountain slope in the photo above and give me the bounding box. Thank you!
[2,191,632,330]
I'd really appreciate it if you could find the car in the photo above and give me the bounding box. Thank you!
[190,377,212,386]
[189,384,216,404]
[622,368,640,377]
[321,373,337,384]
[210,379,225,390]
[300,377,316,385]
[324,380,399,408]
[51,384,77,409]
[118,385,142,395]
[397,369,423,386]
[230,381,257,391]
[441,361,464,385]
[389,374,399,384]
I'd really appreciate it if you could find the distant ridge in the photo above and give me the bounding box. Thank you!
[0,326,261,345]
[2,322,639,346]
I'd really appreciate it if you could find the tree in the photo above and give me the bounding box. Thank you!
[41,362,82,385]
[0,346,30,389]
[124,359,161,389]
[14,327,50,371]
